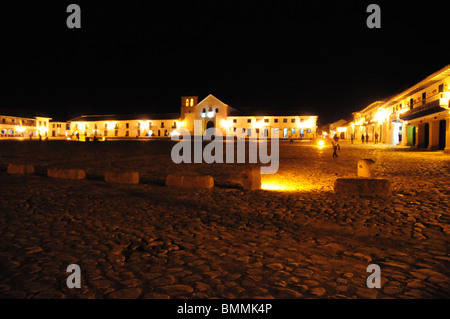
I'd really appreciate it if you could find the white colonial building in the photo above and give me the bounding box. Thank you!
[0,108,52,138]
[68,94,318,140]
[342,65,450,152]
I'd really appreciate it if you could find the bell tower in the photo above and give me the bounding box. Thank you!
[180,96,198,120]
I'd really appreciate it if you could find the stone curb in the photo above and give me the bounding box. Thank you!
[334,178,391,195]
[166,174,214,189]
[105,171,140,184]
[7,163,35,175]
[47,168,86,180]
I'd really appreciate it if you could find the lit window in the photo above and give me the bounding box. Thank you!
[185,99,189,107]
[190,99,194,107]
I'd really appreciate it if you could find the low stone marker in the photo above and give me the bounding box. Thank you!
[333,178,391,195]
[47,168,86,180]
[105,171,139,184]
[242,167,261,191]
[7,163,35,175]
[166,174,214,189]
[357,159,375,178]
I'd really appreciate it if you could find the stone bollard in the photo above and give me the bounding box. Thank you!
[357,159,375,178]
[166,174,214,189]
[242,167,261,191]
[47,168,86,180]
[334,178,391,195]
[105,171,139,184]
[7,163,35,175]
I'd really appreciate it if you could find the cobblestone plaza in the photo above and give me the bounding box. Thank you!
[0,139,449,298]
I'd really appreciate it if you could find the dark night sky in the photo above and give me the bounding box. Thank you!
[1,1,448,124]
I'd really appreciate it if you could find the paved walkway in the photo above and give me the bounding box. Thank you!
[0,140,449,298]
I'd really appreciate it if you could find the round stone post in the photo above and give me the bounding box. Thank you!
[242,167,261,191]
[357,159,375,178]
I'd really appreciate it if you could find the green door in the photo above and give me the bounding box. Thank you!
[406,126,416,146]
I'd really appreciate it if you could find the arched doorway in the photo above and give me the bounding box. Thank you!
[206,120,215,130]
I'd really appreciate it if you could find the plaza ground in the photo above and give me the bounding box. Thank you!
[0,139,449,298]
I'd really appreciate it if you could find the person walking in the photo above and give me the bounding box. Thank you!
[374,132,379,144]
[332,135,340,158]
[361,134,365,144]
[365,133,369,143]
[351,133,354,144]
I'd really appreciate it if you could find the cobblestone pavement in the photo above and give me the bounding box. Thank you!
[0,140,449,298]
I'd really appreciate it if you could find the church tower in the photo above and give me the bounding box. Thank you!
[180,96,198,120]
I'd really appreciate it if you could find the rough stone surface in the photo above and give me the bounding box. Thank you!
[333,178,391,195]
[357,159,375,178]
[166,174,214,189]
[47,168,86,180]
[7,163,34,175]
[242,167,261,191]
[0,140,449,299]
[105,171,139,184]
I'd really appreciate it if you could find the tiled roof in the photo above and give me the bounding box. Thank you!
[69,113,180,122]
[0,108,51,119]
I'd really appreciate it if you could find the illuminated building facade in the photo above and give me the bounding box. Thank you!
[69,94,318,140]
[0,108,51,138]
[343,65,450,152]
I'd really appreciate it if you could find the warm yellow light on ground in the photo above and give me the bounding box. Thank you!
[317,140,325,149]
[261,177,316,192]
